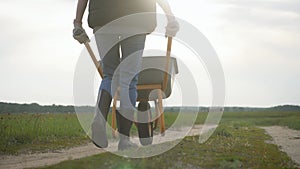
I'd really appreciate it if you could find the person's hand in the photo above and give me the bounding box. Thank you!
[73,20,90,44]
[165,16,179,37]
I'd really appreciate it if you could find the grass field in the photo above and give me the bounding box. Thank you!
[0,111,193,155]
[221,111,300,130]
[1,111,299,155]
[1,110,300,168]
[35,124,297,169]
[0,113,88,155]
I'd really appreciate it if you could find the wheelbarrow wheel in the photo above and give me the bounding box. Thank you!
[137,101,153,146]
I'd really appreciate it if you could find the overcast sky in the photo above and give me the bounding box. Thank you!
[0,0,299,107]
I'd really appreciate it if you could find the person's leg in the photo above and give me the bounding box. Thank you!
[92,34,120,148]
[117,34,147,150]
[137,101,153,146]
[119,34,146,109]
[96,34,121,95]
[91,89,111,148]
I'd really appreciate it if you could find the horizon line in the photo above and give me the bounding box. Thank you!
[1,101,299,108]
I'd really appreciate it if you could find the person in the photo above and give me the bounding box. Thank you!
[73,0,179,150]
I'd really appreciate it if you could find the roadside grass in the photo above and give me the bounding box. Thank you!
[1,111,299,155]
[34,123,297,169]
[0,113,88,155]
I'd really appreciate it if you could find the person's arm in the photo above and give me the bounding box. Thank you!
[156,0,174,19]
[73,0,90,44]
[74,0,88,24]
[156,0,179,37]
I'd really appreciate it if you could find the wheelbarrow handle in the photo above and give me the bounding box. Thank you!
[162,37,173,91]
[167,36,172,56]
[84,42,104,78]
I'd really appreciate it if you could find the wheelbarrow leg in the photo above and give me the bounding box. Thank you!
[112,97,118,138]
[158,90,165,136]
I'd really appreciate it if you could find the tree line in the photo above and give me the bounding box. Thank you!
[0,102,299,114]
[0,102,94,114]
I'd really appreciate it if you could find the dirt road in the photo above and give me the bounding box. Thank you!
[261,126,300,167]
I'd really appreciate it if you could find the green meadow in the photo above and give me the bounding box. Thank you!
[0,111,300,168]
[0,113,88,155]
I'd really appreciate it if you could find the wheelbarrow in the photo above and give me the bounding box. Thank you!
[84,37,179,145]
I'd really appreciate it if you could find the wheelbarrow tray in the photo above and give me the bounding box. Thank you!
[137,56,178,101]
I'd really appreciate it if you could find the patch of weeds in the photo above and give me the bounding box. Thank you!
[219,159,243,169]
[215,127,232,138]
